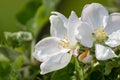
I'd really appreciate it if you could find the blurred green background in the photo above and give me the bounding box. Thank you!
[0,0,120,80]
[0,0,119,39]
[0,0,29,35]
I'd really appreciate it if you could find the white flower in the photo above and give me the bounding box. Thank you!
[75,3,120,60]
[33,11,79,74]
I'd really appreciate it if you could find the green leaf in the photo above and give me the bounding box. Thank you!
[26,0,61,37]
[26,5,50,36]
[28,65,41,80]
[89,70,105,80]
[9,56,24,80]
[104,61,120,75]
[43,0,60,9]
[0,61,11,80]
[0,54,9,62]
[0,45,19,61]
[51,63,74,80]
[104,68,120,80]
[16,0,61,37]
[16,0,42,25]
[4,31,32,47]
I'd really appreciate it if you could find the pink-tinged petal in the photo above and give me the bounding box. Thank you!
[73,47,79,57]
[81,3,108,29]
[104,13,120,35]
[95,44,117,60]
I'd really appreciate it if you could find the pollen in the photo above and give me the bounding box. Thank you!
[59,36,70,48]
[96,27,107,41]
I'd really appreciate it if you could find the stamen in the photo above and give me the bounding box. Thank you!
[96,27,107,41]
[58,36,70,48]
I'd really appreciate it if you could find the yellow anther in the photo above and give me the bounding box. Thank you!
[96,27,107,41]
[59,36,70,48]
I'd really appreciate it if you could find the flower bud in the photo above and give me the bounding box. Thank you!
[78,50,92,64]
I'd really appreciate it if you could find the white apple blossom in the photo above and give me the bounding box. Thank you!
[33,11,80,74]
[75,3,120,60]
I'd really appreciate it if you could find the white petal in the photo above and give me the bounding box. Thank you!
[67,11,79,45]
[81,3,108,29]
[40,51,72,74]
[50,15,67,38]
[105,30,120,47]
[102,16,109,29]
[51,11,68,27]
[33,37,63,62]
[95,44,117,60]
[104,13,120,35]
[75,22,94,48]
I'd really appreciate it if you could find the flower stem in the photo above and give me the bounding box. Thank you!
[75,58,84,80]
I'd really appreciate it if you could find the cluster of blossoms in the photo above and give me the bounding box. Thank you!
[33,3,120,74]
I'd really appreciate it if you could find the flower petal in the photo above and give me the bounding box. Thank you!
[40,51,72,74]
[51,11,68,27]
[95,44,117,60]
[33,37,64,62]
[81,3,108,29]
[67,11,79,45]
[50,14,67,39]
[75,22,94,48]
[105,30,120,47]
[104,13,120,35]
[73,47,79,57]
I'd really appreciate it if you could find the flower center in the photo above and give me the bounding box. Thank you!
[59,36,70,48]
[95,27,107,41]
